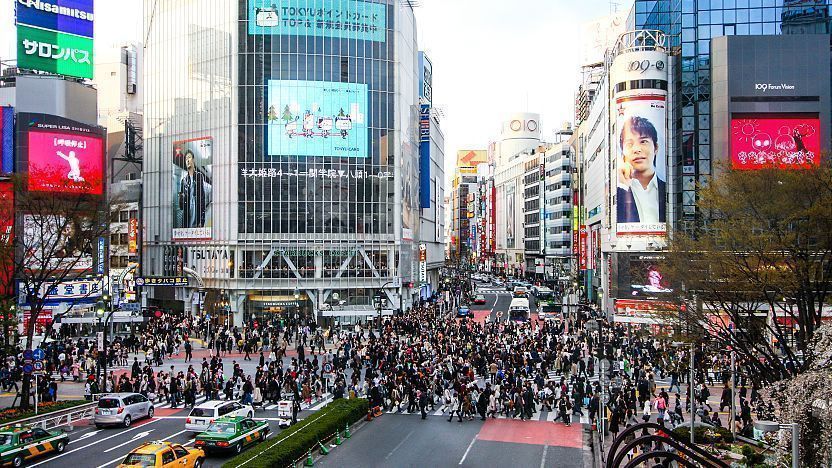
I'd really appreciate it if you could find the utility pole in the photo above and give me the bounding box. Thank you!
[690,292,697,445]
[730,341,736,440]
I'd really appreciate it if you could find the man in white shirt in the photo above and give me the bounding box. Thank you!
[616,116,666,223]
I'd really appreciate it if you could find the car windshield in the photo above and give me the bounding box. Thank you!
[189,407,214,417]
[0,434,12,446]
[206,422,237,434]
[98,398,120,409]
[121,453,156,467]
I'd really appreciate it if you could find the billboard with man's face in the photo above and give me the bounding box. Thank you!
[611,49,668,237]
[172,137,213,241]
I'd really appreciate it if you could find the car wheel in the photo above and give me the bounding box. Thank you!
[247,412,253,419]
[235,442,243,454]
[56,441,66,453]
[260,431,267,442]
[123,415,132,428]
[11,455,22,467]
[147,407,154,419]
[95,423,103,429]
[194,458,204,468]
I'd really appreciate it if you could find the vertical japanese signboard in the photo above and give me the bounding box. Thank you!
[15,0,95,80]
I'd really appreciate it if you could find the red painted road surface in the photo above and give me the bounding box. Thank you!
[476,419,583,448]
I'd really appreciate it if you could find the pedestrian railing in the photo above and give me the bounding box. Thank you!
[4,402,97,432]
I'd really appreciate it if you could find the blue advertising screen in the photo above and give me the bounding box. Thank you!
[248,0,386,42]
[16,0,95,39]
[267,80,369,158]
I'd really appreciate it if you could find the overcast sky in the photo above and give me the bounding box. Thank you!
[0,0,628,180]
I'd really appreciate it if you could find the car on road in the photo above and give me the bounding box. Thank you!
[186,400,254,433]
[473,294,487,305]
[513,286,528,298]
[504,281,515,291]
[456,305,471,318]
[117,441,204,468]
[194,416,270,455]
[0,425,68,467]
[95,392,155,428]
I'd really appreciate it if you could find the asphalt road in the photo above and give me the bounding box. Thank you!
[27,400,335,468]
[316,412,584,468]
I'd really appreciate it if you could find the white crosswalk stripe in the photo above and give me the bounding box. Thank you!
[476,288,512,295]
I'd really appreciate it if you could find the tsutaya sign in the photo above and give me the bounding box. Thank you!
[189,247,233,278]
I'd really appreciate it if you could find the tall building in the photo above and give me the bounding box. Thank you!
[142,0,423,326]
[493,113,541,277]
[541,128,574,282]
[416,51,446,299]
[93,43,144,308]
[628,0,832,227]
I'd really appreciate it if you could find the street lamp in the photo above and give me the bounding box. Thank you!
[754,421,799,468]
[374,281,396,337]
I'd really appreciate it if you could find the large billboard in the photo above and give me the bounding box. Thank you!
[267,80,368,158]
[23,214,95,273]
[27,130,104,194]
[611,49,668,237]
[731,115,820,169]
[172,137,213,241]
[15,0,95,37]
[19,113,105,195]
[457,150,487,169]
[615,253,674,300]
[505,183,515,249]
[248,0,387,42]
[0,107,13,174]
[0,182,13,298]
[17,21,94,80]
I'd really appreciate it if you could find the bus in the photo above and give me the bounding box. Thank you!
[508,298,531,323]
[538,300,562,321]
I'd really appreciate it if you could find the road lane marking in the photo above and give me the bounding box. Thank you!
[459,435,477,465]
[540,444,549,468]
[97,430,197,468]
[102,429,155,452]
[68,429,101,444]
[384,429,414,461]
[28,419,160,467]
[160,429,190,441]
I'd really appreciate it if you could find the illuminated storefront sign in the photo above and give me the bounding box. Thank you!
[248,0,387,42]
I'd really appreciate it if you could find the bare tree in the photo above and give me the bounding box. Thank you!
[0,175,109,409]
[661,162,832,384]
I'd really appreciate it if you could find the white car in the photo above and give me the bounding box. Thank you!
[185,400,254,432]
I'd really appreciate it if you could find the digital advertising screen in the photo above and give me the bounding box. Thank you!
[0,182,13,297]
[615,253,674,300]
[731,115,821,169]
[27,130,104,195]
[23,214,95,273]
[267,80,368,158]
[248,0,387,42]
[172,137,213,241]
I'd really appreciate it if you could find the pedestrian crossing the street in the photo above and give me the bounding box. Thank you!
[148,393,334,412]
[384,405,591,424]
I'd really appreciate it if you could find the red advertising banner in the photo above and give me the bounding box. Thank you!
[579,225,588,270]
[128,218,138,254]
[22,309,52,330]
[0,182,13,297]
[28,130,104,194]
[731,116,821,169]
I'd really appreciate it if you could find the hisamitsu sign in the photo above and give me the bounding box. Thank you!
[16,0,95,38]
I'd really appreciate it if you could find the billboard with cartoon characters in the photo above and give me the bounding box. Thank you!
[267,80,368,158]
[730,115,820,169]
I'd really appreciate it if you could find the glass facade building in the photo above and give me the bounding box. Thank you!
[629,0,832,225]
[143,0,421,325]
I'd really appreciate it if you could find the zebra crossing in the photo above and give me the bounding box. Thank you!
[476,288,512,295]
[148,393,335,412]
[385,405,591,424]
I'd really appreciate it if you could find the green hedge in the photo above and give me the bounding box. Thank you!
[672,425,734,444]
[0,400,91,426]
[223,398,369,468]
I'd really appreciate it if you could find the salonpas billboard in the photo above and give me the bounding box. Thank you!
[610,49,668,237]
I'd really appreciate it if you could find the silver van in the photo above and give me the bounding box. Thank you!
[94,392,154,428]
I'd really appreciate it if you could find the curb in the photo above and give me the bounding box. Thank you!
[301,416,371,467]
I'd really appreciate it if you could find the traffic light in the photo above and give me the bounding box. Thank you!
[95,301,105,317]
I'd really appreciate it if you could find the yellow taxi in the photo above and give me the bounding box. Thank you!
[117,441,205,468]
